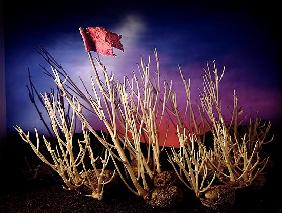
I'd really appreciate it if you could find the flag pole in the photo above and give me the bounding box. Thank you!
[96,52,101,63]
[87,51,96,70]
[87,51,102,85]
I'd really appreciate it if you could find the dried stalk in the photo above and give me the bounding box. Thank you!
[47,49,171,198]
[168,69,215,197]
[199,61,272,187]
[16,90,114,200]
[168,127,215,197]
[168,61,272,198]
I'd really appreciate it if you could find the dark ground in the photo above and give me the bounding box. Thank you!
[0,124,282,213]
[0,176,281,213]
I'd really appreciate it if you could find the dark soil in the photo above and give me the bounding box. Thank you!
[0,176,281,213]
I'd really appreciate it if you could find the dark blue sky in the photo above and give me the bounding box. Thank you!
[3,0,282,133]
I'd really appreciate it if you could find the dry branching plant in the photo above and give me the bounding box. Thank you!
[167,61,272,210]
[16,88,116,200]
[168,127,215,197]
[199,62,272,188]
[167,68,215,198]
[17,47,272,210]
[39,48,180,206]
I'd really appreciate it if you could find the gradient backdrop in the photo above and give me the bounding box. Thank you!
[3,1,282,146]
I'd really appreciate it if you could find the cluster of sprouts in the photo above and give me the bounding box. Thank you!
[16,48,272,208]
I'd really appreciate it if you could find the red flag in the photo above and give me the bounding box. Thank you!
[79,27,124,56]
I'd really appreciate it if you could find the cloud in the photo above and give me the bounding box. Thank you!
[98,14,147,79]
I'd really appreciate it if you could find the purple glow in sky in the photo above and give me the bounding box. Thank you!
[4,1,282,134]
